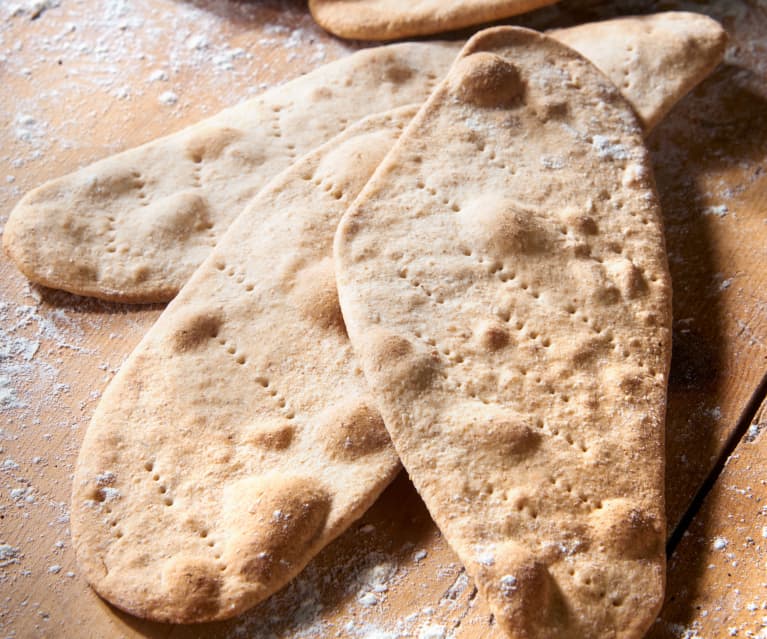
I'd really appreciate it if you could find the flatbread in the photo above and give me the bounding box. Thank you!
[309,0,557,40]
[335,27,672,639]
[551,11,727,130]
[70,107,415,623]
[3,14,724,304]
[3,43,459,303]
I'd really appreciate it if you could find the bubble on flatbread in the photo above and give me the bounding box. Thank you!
[291,258,346,334]
[171,309,222,352]
[459,195,550,257]
[319,399,390,460]
[222,475,331,589]
[244,421,295,451]
[487,541,568,638]
[589,499,663,560]
[449,52,525,108]
[364,331,440,393]
[161,557,222,622]
[475,319,512,351]
[185,125,244,163]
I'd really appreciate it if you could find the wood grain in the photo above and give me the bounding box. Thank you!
[0,1,765,638]
[649,397,767,638]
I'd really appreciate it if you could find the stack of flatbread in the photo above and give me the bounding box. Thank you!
[3,11,726,639]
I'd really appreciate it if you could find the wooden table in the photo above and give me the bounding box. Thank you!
[1,1,765,637]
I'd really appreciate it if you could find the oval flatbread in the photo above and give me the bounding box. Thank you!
[71,107,415,623]
[335,27,672,639]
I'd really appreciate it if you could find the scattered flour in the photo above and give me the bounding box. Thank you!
[0,544,21,567]
[592,134,632,160]
[418,625,446,639]
[475,547,495,566]
[500,574,518,596]
[713,537,729,551]
[702,204,729,217]
[358,592,380,607]
[158,90,178,105]
[2,458,20,471]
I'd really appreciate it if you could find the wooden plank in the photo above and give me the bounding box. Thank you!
[0,1,766,637]
[649,395,767,638]
[647,29,767,530]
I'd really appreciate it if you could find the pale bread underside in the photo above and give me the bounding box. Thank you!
[335,27,672,639]
[70,108,415,623]
[309,0,557,40]
[3,13,725,303]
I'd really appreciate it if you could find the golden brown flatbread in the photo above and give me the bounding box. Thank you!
[335,27,672,639]
[71,107,414,623]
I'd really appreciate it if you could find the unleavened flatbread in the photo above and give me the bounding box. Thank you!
[335,27,672,639]
[71,107,413,623]
[4,43,458,303]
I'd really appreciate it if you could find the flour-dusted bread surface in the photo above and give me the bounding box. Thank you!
[3,43,459,303]
[335,27,671,639]
[70,107,417,623]
[552,11,727,130]
[309,0,558,40]
[3,15,724,305]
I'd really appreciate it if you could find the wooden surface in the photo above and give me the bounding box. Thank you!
[0,1,765,637]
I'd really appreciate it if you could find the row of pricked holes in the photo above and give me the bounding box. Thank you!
[210,328,296,421]
[414,178,462,212]
[212,262,296,419]
[141,460,175,507]
[189,154,217,246]
[95,491,126,539]
[304,173,344,201]
[105,171,145,255]
[142,461,223,562]
[131,170,148,205]
[191,154,203,188]
[270,102,298,159]
[254,376,295,420]
[214,261,256,292]
[397,267,447,305]
[483,472,600,516]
